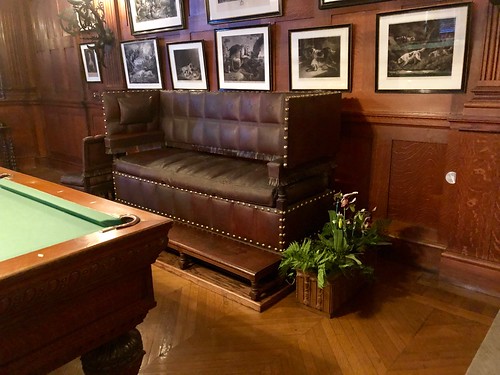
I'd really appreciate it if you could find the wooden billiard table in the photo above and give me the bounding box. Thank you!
[0,167,172,374]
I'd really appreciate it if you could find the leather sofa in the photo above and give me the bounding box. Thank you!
[102,90,342,253]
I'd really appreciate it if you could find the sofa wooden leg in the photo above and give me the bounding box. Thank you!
[179,252,192,270]
[250,281,261,301]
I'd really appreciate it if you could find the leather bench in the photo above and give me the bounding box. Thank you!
[102,90,342,300]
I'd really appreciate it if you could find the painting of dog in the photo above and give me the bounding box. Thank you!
[298,37,340,78]
[387,17,456,77]
[377,3,470,91]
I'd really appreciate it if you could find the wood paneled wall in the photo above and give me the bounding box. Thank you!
[0,0,498,295]
[0,0,43,168]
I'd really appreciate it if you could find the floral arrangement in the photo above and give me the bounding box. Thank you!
[279,191,390,288]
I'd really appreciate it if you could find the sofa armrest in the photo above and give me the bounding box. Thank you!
[105,131,165,155]
[267,159,334,210]
[267,159,333,186]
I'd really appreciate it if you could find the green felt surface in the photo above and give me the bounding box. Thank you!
[0,179,122,261]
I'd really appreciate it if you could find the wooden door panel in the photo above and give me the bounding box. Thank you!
[447,132,499,260]
[388,140,447,229]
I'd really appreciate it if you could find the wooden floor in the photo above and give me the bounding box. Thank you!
[20,167,500,374]
[46,255,499,375]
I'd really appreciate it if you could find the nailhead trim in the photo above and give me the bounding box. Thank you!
[113,172,333,252]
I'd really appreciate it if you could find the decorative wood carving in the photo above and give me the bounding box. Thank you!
[464,3,500,117]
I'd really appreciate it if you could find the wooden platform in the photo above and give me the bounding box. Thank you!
[165,222,286,303]
[155,251,293,312]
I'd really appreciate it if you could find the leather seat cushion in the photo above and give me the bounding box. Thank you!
[115,148,277,207]
[60,173,113,187]
[60,173,84,187]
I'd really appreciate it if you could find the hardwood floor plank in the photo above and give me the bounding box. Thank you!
[346,317,387,375]
[359,318,400,370]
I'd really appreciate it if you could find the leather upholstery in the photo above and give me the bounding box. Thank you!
[158,91,341,169]
[117,95,154,125]
[60,134,114,198]
[103,91,163,153]
[114,148,329,208]
[113,171,333,250]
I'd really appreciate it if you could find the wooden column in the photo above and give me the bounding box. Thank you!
[440,2,500,297]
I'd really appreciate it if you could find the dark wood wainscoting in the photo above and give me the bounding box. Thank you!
[0,102,45,169]
[337,112,450,271]
[440,121,500,296]
[42,102,89,169]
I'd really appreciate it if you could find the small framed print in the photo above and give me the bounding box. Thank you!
[319,0,387,9]
[289,25,352,91]
[126,0,185,35]
[376,3,471,93]
[167,41,209,90]
[206,0,282,25]
[120,39,163,90]
[80,44,101,83]
[215,25,272,91]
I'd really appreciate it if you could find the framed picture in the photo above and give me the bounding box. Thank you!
[167,41,209,90]
[120,39,163,89]
[206,0,281,24]
[80,44,101,83]
[376,3,471,93]
[289,25,352,91]
[126,0,185,35]
[319,0,387,9]
[215,25,272,91]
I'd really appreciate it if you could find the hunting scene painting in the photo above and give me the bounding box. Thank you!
[127,0,184,35]
[387,18,456,78]
[376,4,470,92]
[167,41,208,90]
[206,0,281,24]
[216,26,271,90]
[134,0,178,21]
[298,36,341,79]
[121,39,163,89]
[289,25,351,91]
[222,33,265,82]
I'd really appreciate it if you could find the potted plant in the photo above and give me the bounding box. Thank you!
[279,191,390,317]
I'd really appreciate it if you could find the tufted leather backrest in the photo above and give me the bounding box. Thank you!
[159,90,341,168]
[103,90,341,169]
[160,91,286,162]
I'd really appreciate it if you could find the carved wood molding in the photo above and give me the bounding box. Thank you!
[465,3,500,113]
[0,235,165,320]
[342,110,451,129]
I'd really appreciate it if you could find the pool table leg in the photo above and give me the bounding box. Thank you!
[80,328,145,375]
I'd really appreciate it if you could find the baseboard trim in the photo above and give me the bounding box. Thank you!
[440,252,500,298]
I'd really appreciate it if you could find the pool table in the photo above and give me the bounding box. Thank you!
[0,167,172,375]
